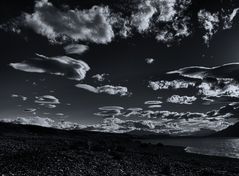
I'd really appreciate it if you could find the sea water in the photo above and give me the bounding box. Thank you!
[143,138,239,159]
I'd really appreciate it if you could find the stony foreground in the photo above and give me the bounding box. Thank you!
[0,123,239,176]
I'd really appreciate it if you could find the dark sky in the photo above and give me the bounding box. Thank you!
[1,0,239,135]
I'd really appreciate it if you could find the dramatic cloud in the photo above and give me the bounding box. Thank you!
[148,80,195,90]
[10,54,90,81]
[198,10,219,45]
[145,58,155,64]
[167,95,197,104]
[76,84,130,96]
[154,0,192,43]
[166,63,239,102]
[23,0,115,44]
[154,0,176,22]
[3,0,234,47]
[131,0,157,33]
[87,108,235,134]
[64,44,89,55]
[198,82,239,98]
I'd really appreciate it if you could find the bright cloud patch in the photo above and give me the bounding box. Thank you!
[2,0,239,47]
[131,0,157,33]
[167,95,197,104]
[148,80,195,90]
[198,9,219,45]
[23,0,115,44]
[155,0,176,22]
[76,84,130,96]
[10,54,90,81]
[198,82,239,98]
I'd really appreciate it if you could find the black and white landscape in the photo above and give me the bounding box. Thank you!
[1,0,239,175]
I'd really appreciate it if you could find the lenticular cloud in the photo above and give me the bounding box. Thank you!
[10,54,90,81]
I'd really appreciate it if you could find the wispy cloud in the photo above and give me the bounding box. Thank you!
[64,44,89,55]
[35,95,60,108]
[11,94,27,101]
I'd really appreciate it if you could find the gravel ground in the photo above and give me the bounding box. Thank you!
[0,124,239,176]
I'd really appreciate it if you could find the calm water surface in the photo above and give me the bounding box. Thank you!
[143,138,239,159]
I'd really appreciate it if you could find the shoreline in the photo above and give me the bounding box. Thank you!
[139,137,239,160]
[0,123,239,175]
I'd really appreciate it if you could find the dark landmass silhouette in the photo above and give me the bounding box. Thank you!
[212,122,239,137]
[0,122,239,175]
